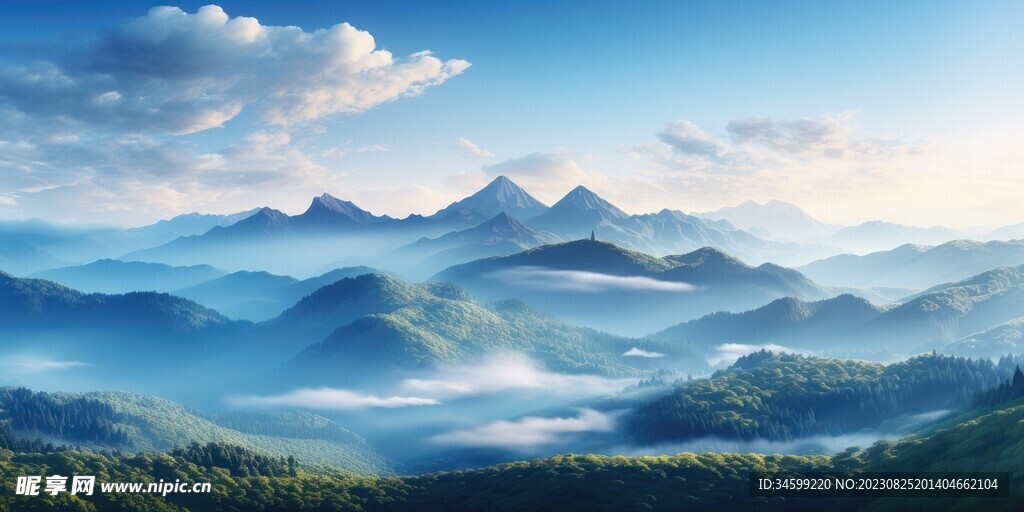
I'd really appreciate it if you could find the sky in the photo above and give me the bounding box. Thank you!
[0,0,1021,228]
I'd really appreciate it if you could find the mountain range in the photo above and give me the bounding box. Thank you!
[118,178,846,276]
[31,259,226,294]
[432,240,834,335]
[0,211,259,275]
[798,239,1024,290]
[176,266,385,321]
[385,211,564,279]
[822,221,965,254]
[697,199,839,241]
[655,262,1024,358]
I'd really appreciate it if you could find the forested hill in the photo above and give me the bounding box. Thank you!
[0,387,389,474]
[625,351,1020,444]
[0,271,237,335]
[7,394,1024,511]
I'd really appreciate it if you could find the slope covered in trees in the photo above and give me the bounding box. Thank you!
[0,271,237,335]
[0,387,390,474]
[289,295,702,383]
[657,263,1024,356]
[7,394,1024,511]
[625,351,1015,444]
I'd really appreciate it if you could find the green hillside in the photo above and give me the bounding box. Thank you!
[0,271,235,335]
[291,294,701,381]
[0,388,389,474]
[7,397,1024,511]
[626,352,1008,443]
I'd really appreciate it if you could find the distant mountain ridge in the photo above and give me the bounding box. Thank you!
[799,239,1024,290]
[824,221,964,254]
[655,262,1024,357]
[697,199,838,241]
[0,271,233,335]
[177,266,385,321]
[387,212,564,278]
[432,240,833,335]
[120,178,842,275]
[32,259,226,294]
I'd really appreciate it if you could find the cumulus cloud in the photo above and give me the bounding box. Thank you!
[431,409,616,449]
[0,5,467,224]
[622,347,665,358]
[0,5,469,134]
[657,120,730,159]
[725,112,917,159]
[228,387,439,410]
[486,266,696,293]
[401,353,632,399]
[707,343,804,366]
[455,137,494,158]
[614,111,938,222]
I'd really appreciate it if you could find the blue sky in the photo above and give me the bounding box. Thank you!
[0,0,1021,227]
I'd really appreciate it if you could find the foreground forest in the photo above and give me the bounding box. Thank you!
[4,391,1024,511]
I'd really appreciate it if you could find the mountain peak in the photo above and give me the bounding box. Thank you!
[553,186,628,217]
[526,185,630,238]
[668,246,747,268]
[252,207,289,222]
[567,184,596,196]
[436,175,548,221]
[299,193,384,225]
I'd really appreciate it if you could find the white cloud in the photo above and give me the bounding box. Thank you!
[322,142,389,159]
[0,5,469,134]
[486,266,696,293]
[455,137,494,158]
[612,111,952,225]
[657,120,730,159]
[707,343,803,366]
[0,357,89,373]
[401,354,632,399]
[622,347,665,358]
[431,409,616,448]
[0,5,467,224]
[725,112,917,160]
[228,387,439,410]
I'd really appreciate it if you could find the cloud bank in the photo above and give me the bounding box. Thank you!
[622,347,665,358]
[455,138,495,159]
[0,357,89,374]
[707,343,803,366]
[402,354,632,399]
[229,387,439,410]
[486,266,696,293]
[431,409,616,448]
